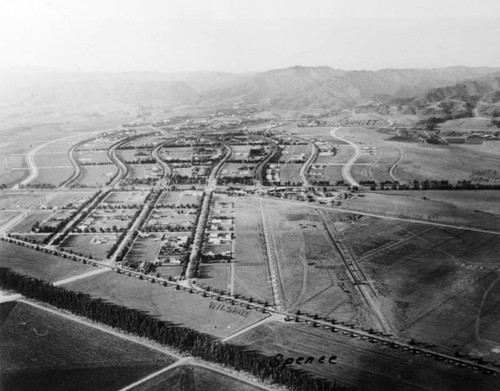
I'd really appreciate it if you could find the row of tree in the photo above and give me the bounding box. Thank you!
[0,269,344,390]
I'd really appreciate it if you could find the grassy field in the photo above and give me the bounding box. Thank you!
[103,191,149,205]
[65,271,268,338]
[60,234,119,259]
[127,164,162,179]
[279,163,302,185]
[131,365,265,391]
[262,199,371,325]
[75,150,112,165]
[30,167,74,187]
[336,191,500,231]
[0,241,93,282]
[76,164,117,187]
[157,191,184,205]
[7,211,53,233]
[0,301,173,391]
[232,321,499,391]
[43,191,94,209]
[126,237,162,264]
[337,215,500,360]
[34,152,72,168]
[0,193,47,210]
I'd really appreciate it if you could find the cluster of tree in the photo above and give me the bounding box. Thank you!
[491,118,500,128]
[171,176,207,185]
[97,204,141,210]
[154,203,198,209]
[79,162,117,166]
[122,178,159,186]
[143,224,192,233]
[22,183,57,189]
[123,159,157,164]
[217,176,254,186]
[368,180,500,191]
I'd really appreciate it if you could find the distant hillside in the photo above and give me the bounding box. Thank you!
[1,66,499,114]
[386,72,500,118]
[193,66,500,110]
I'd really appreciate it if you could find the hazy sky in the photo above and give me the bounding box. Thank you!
[1,0,499,73]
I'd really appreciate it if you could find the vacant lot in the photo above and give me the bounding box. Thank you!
[75,150,112,165]
[44,192,93,209]
[30,167,74,187]
[126,237,163,264]
[76,164,117,187]
[0,193,46,210]
[338,216,500,360]
[127,164,162,180]
[65,269,267,338]
[60,234,119,259]
[7,211,53,233]
[0,302,173,391]
[103,191,149,205]
[262,200,370,324]
[279,163,302,185]
[131,365,265,391]
[232,321,499,391]
[336,192,500,231]
[0,241,93,282]
[34,152,72,168]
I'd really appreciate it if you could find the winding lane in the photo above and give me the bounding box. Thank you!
[330,127,361,188]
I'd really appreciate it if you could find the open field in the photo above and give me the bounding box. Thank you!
[157,191,184,206]
[337,217,500,360]
[103,191,149,205]
[12,233,51,244]
[42,191,94,209]
[336,191,500,231]
[159,147,192,161]
[262,200,372,324]
[7,211,53,233]
[0,241,94,282]
[278,163,302,185]
[76,164,117,187]
[60,234,119,259]
[125,236,163,264]
[131,365,265,391]
[65,268,267,338]
[393,143,500,184]
[30,167,74,187]
[0,193,47,210]
[34,152,72,168]
[127,164,162,180]
[75,150,112,165]
[0,302,173,391]
[440,117,494,131]
[232,321,499,391]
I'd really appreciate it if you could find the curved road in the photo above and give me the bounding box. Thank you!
[389,143,405,183]
[151,143,171,180]
[330,127,361,188]
[19,134,83,187]
[299,142,318,187]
